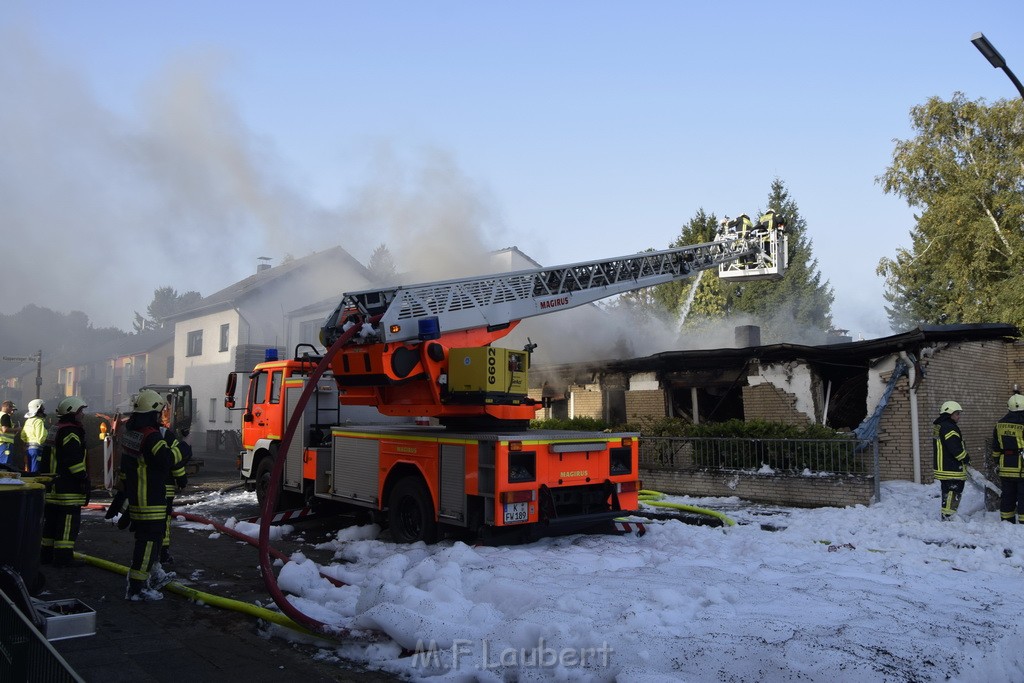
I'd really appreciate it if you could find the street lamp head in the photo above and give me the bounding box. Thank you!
[972,32,1006,69]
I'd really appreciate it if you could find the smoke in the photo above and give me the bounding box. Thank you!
[337,143,505,283]
[0,29,501,331]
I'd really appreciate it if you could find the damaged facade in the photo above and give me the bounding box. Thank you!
[530,324,1022,492]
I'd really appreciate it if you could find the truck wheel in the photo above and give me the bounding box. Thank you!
[255,457,304,512]
[388,477,438,544]
[254,456,275,511]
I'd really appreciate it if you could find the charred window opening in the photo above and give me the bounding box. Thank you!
[809,360,868,430]
[668,384,745,423]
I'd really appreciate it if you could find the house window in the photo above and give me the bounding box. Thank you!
[187,330,203,357]
[209,398,216,423]
[298,319,321,348]
[225,406,232,424]
[219,323,230,352]
[166,356,174,378]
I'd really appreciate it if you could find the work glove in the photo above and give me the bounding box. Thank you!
[963,455,972,467]
[176,476,188,492]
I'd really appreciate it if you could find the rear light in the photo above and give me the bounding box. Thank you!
[509,441,522,451]
[616,481,639,493]
[235,454,242,470]
[621,437,633,447]
[389,324,401,335]
[500,490,536,504]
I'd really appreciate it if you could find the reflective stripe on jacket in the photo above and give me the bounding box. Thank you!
[933,414,967,481]
[991,411,1024,478]
[20,416,46,446]
[45,421,88,506]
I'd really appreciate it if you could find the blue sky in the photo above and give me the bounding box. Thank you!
[2,1,1022,338]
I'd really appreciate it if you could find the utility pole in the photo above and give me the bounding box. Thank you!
[1,350,43,399]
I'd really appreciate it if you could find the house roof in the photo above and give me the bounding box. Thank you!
[537,323,1021,376]
[166,246,370,321]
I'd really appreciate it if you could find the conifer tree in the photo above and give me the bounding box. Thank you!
[724,178,834,341]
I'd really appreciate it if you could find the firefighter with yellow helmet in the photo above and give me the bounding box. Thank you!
[991,394,1024,523]
[41,397,91,567]
[120,389,187,601]
[933,400,969,521]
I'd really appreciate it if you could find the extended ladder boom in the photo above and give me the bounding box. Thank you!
[324,227,782,346]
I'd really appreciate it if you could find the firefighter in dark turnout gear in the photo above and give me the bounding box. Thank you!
[121,389,187,601]
[41,397,90,567]
[991,394,1024,523]
[933,400,969,521]
[159,425,190,565]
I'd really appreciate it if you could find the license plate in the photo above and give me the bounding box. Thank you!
[503,502,529,524]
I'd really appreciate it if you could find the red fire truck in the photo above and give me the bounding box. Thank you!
[225,222,786,543]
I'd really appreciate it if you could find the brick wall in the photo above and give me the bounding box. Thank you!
[570,387,604,420]
[625,390,664,421]
[742,383,812,426]
[880,340,1010,483]
[641,467,874,508]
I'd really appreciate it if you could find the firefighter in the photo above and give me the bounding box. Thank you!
[41,397,90,567]
[0,400,18,470]
[20,398,47,473]
[121,389,187,601]
[158,418,191,566]
[991,394,1024,523]
[933,400,969,521]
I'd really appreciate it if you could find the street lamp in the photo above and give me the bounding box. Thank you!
[971,32,1024,98]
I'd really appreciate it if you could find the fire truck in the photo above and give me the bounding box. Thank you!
[224,218,786,543]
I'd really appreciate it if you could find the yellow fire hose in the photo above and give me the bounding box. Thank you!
[73,551,319,637]
[638,490,737,527]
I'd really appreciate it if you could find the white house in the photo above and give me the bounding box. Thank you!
[165,246,372,452]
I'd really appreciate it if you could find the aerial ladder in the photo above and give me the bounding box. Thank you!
[318,219,787,428]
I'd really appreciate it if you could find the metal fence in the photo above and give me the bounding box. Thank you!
[639,436,880,497]
[0,587,83,682]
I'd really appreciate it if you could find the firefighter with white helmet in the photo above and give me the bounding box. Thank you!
[933,400,968,520]
[120,389,188,601]
[41,396,90,567]
[991,394,1024,523]
[19,398,47,473]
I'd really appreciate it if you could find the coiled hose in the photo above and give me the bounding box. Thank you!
[638,489,736,526]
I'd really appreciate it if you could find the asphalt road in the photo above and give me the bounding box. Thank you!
[37,464,400,683]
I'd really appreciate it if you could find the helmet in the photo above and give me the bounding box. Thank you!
[1009,395,1024,412]
[57,396,87,417]
[24,398,44,418]
[133,389,166,414]
[940,400,963,415]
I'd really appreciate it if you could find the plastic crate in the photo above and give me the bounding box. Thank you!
[34,598,96,641]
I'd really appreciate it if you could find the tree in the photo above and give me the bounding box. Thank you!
[134,287,202,332]
[877,92,1024,331]
[367,243,398,284]
[724,178,834,341]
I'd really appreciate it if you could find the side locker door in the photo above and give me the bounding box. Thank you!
[282,379,306,491]
[438,442,467,527]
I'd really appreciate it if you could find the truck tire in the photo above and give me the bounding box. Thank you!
[255,456,305,512]
[254,456,275,511]
[388,477,438,544]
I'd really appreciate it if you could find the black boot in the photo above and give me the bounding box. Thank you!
[53,548,85,568]
[125,577,163,601]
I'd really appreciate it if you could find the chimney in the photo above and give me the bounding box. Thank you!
[735,325,761,348]
[256,256,272,274]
